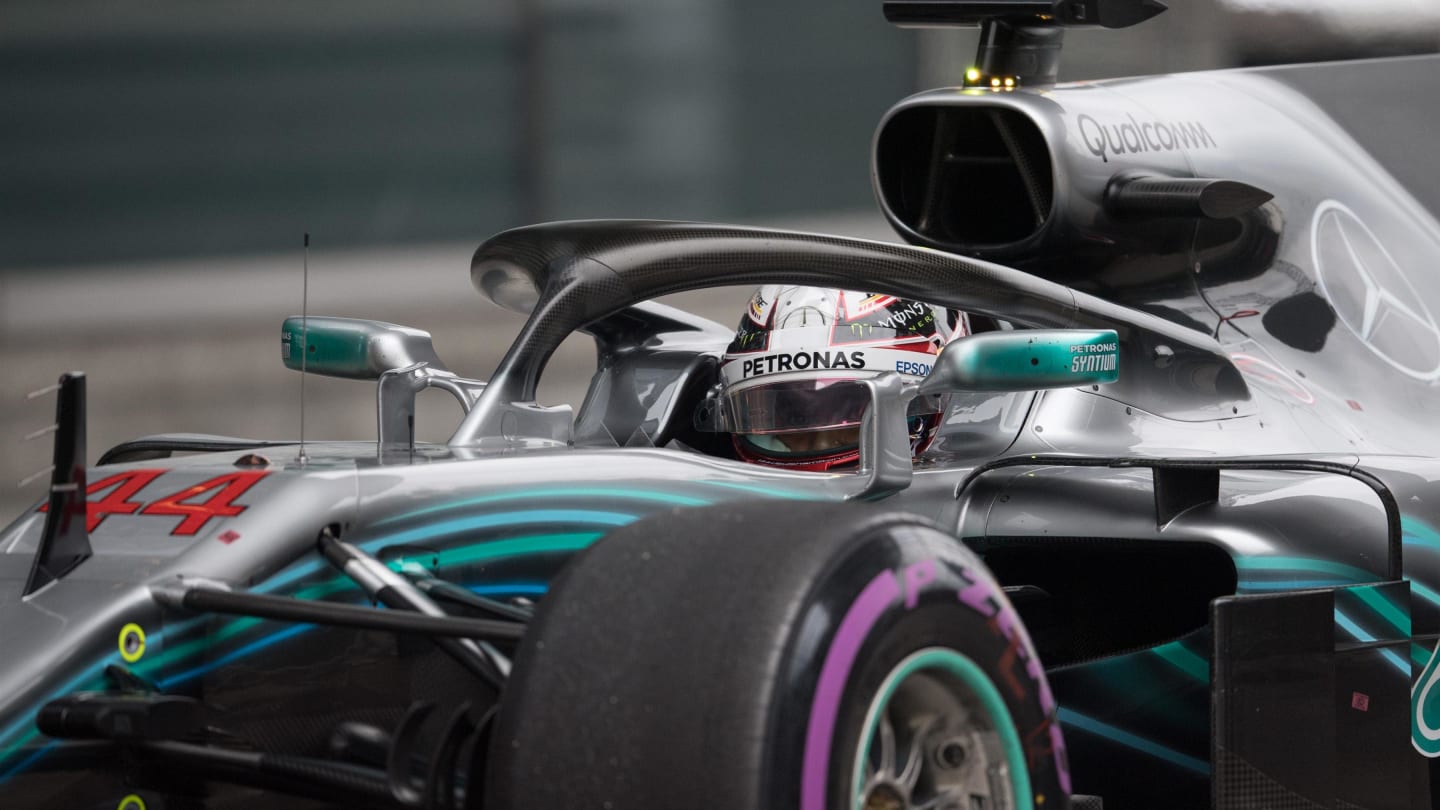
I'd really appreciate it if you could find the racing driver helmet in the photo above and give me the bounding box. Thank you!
[712,285,969,471]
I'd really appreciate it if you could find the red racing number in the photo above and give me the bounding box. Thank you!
[37,470,269,536]
[38,469,166,532]
[139,472,270,536]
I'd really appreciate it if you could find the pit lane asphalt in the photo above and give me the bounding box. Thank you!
[0,211,895,524]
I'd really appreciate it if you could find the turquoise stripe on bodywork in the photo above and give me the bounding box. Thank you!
[162,623,314,688]
[1350,586,1411,635]
[1417,644,1435,667]
[1234,557,1379,581]
[1058,708,1209,774]
[0,741,57,783]
[1239,579,1349,590]
[253,511,635,595]
[470,583,548,597]
[1333,608,1410,675]
[391,532,603,567]
[1151,641,1208,682]
[1413,581,1440,608]
[357,509,635,553]
[1404,516,1440,551]
[374,488,713,526]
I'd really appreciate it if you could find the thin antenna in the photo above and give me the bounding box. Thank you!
[298,232,310,465]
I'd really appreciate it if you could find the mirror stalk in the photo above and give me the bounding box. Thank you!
[377,364,486,463]
[849,373,916,502]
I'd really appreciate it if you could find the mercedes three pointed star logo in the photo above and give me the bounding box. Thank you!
[1312,200,1440,381]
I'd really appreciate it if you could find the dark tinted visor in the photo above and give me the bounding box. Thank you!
[710,378,942,434]
[722,378,870,434]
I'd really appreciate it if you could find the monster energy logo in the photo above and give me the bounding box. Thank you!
[735,331,766,350]
[874,301,930,330]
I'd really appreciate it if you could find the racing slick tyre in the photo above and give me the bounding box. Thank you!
[484,501,1070,810]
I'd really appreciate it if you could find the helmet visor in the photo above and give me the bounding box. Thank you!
[739,427,862,458]
[709,378,942,435]
[721,378,871,434]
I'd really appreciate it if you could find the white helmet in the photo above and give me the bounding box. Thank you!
[709,285,967,470]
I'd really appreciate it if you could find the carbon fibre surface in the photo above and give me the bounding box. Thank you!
[1215,747,1328,810]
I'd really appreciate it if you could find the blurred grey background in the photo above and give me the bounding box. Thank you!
[3,0,1438,522]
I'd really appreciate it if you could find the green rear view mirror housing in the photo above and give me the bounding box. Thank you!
[281,316,448,380]
[280,316,510,458]
[918,329,1120,395]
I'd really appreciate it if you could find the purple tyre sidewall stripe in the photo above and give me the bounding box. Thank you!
[800,569,902,810]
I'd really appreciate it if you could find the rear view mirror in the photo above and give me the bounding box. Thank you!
[281,316,449,380]
[918,329,1119,395]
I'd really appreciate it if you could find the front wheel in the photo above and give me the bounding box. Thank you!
[485,501,1070,810]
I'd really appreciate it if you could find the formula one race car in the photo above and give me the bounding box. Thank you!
[6,2,1440,808]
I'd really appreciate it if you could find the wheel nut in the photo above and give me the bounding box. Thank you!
[936,739,967,769]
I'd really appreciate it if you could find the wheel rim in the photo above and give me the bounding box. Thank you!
[851,648,1033,810]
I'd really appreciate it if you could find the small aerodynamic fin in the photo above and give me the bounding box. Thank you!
[23,372,91,597]
[1105,175,1274,221]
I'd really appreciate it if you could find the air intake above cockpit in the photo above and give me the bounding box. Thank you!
[874,104,1053,252]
